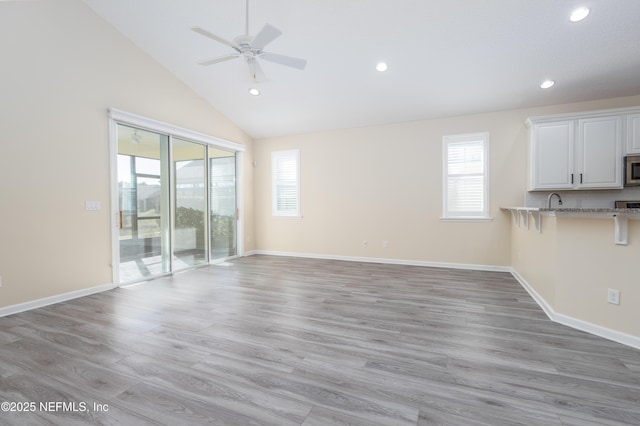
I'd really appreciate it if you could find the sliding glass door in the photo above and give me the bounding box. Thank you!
[210,148,237,260]
[115,120,241,284]
[173,138,207,270]
[117,124,170,282]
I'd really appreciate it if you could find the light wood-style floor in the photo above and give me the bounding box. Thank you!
[1,255,639,425]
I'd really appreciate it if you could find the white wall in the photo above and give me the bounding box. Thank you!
[512,216,640,342]
[253,112,526,267]
[0,0,254,309]
[556,218,640,337]
[511,215,558,307]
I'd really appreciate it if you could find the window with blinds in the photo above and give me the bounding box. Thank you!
[442,132,489,219]
[272,149,300,217]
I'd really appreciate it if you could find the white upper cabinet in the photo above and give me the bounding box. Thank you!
[527,107,634,191]
[531,121,574,189]
[577,116,622,188]
[627,113,640,154]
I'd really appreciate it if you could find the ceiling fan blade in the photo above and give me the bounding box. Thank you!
[251,23,282,50]
[247,58,267,83]
[260,52,307,70]
[191,27,239,51]
[197,54,240,66]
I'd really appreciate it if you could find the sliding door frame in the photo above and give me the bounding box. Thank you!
[108,108,245,286]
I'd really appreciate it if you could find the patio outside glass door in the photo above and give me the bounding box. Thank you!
[117,124,170,283]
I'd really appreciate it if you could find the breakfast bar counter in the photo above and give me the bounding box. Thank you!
[501,207,640,244]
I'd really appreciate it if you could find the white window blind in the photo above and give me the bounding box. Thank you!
[443,132,489,219]
[272,149,300,217]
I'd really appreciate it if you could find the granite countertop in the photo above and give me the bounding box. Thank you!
[539,207,640,213]
[502,207,640,213]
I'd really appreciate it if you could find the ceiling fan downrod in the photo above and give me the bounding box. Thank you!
[245,0,250,36]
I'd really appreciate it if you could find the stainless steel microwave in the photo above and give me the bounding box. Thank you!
[625,155,640,186]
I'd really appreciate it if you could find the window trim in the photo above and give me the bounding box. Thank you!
[272,149,301,218]
[442,132,491,220]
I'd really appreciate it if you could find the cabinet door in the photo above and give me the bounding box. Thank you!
[531,121,574,190]
[577,116,622,188]
[627,113,640,154]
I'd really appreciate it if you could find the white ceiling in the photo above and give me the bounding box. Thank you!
[82,0,640,139]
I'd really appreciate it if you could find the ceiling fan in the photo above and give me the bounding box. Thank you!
[191,0,307,82]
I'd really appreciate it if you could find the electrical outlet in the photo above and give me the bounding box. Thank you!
[383,241,389,248]
[362,240,368,247]
[607,288,620,305]
[0,275,2,287]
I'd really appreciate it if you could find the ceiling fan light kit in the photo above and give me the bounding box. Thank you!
[191,0,306,83]
[570,7,590,22]
[540,79,555,89]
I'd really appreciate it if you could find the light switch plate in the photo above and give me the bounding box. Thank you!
[85,201,101,211]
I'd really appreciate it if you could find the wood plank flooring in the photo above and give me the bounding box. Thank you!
[1,255,639,425]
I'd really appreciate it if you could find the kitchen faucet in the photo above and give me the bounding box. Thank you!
[547,192,563,208]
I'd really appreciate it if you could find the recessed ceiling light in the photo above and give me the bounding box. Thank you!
[570,7,590,22]
[248,88,260,96]
[540,80,555,89]
[376,62,388,72]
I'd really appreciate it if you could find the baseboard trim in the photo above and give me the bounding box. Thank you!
[245,250,511,272]
[509,269,556,320]
[511,269,640,351]
[0,282,115,318]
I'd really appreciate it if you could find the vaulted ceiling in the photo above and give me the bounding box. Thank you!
[83,0,640,138]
